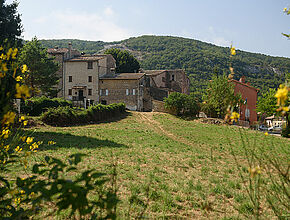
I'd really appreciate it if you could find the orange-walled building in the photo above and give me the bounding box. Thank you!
[231,77,259,124]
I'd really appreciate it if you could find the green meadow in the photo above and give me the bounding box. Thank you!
[9,112,289,219]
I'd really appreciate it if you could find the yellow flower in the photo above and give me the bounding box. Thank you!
[230,47,236,56]
[15,83,30,99]
[21,64,28,73]
[4,145,10,152]
[19,116,25,122]
[48,141,56,145]
[30,142,39,152]
[21,136,27,142]
[23,120,28,126]
[6,48,13,60]
[248,166,262,178]
[264,132,268,136]
[15,75,23,81]
[26,137,34,145]
[275,84,288,106]
[284,7,288,12]
[2,129,10,139]
[12,48,18,59]
[14,197,21,205]
[2,62,8,72]
[2,111,16,125]
[0,53,6,60]
[230,111,240,122]
[0,46,3,51]
[15,146,23,153]
[282,106,289,112]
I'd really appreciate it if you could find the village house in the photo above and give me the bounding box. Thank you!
[49,43,190,111]
[142,69,190,111]
[231,77,259,124]
[48,43,116,105]
[99,73,146,111]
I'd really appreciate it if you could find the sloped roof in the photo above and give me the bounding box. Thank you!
[143,70,167,76]
[100,73,145,80]
[66,56,105,62]
[230,79,259,91]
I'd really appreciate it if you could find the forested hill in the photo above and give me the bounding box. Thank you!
[40,35,290,94]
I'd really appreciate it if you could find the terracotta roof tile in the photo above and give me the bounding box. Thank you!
[100,73,145,80]
[67,56,106,62]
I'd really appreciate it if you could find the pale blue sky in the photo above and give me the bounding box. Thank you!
[9,0,290,57]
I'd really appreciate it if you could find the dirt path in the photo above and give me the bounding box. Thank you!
[135,112,195,147]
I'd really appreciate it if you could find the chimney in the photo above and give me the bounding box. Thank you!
[239,76,246,83]
[68,42,72,58]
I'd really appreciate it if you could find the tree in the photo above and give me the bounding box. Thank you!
[104,48,140,73]
[164,92,200,116]
[201,74,242,118]
[18,37,59,97]
[256,88,277,117]
[0,0,22,46]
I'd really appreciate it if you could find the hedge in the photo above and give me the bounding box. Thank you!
[40,103,126,126]
[22,96,72,116]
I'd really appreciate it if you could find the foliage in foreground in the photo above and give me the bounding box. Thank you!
[230,129,289,219]
[41,103,126,126]
[0,45,120,219]
[22,96,72,116]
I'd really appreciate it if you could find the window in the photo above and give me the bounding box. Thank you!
[88,89,92,96]
[88,61,93,69]
[105,89,108,96]
[88,76,92,82]
[68,89,72,95]
[126,89,129,95]
[69,76,72,82]
[132,89,136,95]
[171,75,175,81]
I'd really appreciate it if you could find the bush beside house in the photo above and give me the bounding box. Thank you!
[41,103,126,126]
[22,96,72,116]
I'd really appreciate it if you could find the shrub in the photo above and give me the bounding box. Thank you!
[22,96,72,116]
[41,103,126,126]
[164,92,200,116]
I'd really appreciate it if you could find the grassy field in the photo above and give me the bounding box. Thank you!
[9,112,289,219]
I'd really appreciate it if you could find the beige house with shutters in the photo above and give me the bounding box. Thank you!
[48,43,116,104]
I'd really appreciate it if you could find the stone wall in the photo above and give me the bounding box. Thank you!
[99,78,144,111]
[152,100,169,113]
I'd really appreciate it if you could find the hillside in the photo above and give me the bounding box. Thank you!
[40,35,290,94]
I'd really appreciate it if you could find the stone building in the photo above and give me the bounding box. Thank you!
[48,43,116,104]
[231,77,259,124]
[99,73,145,111]
[47,43,80,97]
[142,69,190,111]
[48,44,190,111]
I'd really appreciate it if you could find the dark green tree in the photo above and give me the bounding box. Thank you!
[201,74,242,118]
[164,92,200,116]
[0,0,22,46]
[256,88,277,117]
[104,48,140,73]
[18,37,59,97]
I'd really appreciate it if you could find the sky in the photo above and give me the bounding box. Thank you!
[7,0,290,57]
